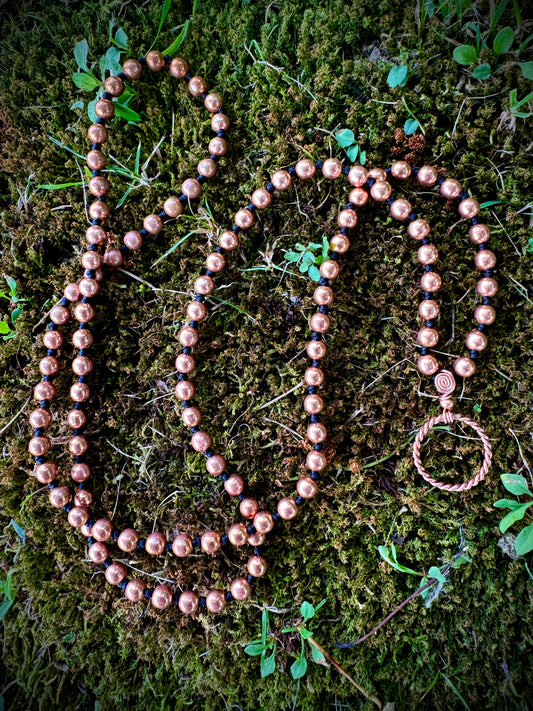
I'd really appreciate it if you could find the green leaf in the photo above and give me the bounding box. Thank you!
[153,0,172,48]
[450,553,471,569]
[499,502,532,533]
[493,27,514,56]
[387,64,408,88]
[335,128,355,148]
[310,644,325,663]
[6,276,16,292]
[0,322,11,334]
[300,628,313,639]
[87,98,98,123]
[260,650,276,677]
[0,600,13,622]
[378,545,421,576]
[472,63,491,80]
[525,561,533,582]
[404,118,419,135]
[105,47,122,76]
[294,243,305,251]
[10,520,25,542]
[359,149,367,165]
[519,61,533,80]
[72,72,100,91]
[284,251,301,263]
[453,44,477,65]
[346,144,359,162]
[314,598,327,614]
[300,600,315,620]
[114,103,142,123]
[70,100,84,111]
[74,39,89,72]
[99,55,107,80]
[244,641,266,656]
[302,251,316,263]
[494,498,523,510]
[515,524,533,555]
[501,473,531,497]
[114,28,128,49]
[282,626,298,633]
[308,265,321,282]
[163,20,190,56]
[428,566,447,583]
[291,655,308,679]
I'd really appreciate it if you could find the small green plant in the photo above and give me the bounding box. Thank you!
[244,607,277,677]
[402,97,425,135]
[0,572,15,621]
[0,276,26,341]
[494,473,533,555]
[387,64,408,88]
[335,129,366,164]
[509,88,533,119]
[282,599,327,679]
[284,235,329,282]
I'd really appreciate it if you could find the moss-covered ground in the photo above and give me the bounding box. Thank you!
[1,0,532,709]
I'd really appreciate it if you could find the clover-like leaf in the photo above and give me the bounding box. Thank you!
[472,63,491,81]
[499,502,532,533]
[308,265,321,282]
[404,118,419,135]
[74,39,89,72]
[291,655,308,679]
[515,524,533,556]
[501,473,531,497]
[347,144,359,162]
[284,251,301,263]
[453,45,477,65]
[428,566,447,583]
[387,64,408,88]
[335,128,355,148]
[72,72,100,91]
[493,27,514,56]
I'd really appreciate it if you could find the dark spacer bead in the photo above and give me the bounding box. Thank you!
[386,197,394,206]
[184,71,192,80]
[426,320,436,328]
[48,323,57,330]
[81,296,90,304]
[86,269,96,278]
[314,443,323,451]
[197,175,207,184]
[295,496,305,506]
[311,332,320,341]
[308,386,318,394]
[118,72,127,81]
[217,129,226,138]
[436,175,445,185]
[144,588,154,600]
[310,471,319,480]
[60,296,69,306]
[247,203,256,212]
[482,296,492,305]
[221,473,229,481]
[42,375,52,382]
[421,237,431,245]
[424,292,433,300]
[215,246,225,255]
[272,512,282,523]
[78,482,86,490]
[179,194,188,203]
[366,177,376,188]
[159,210,168,219]
[119,244,129,253]
[182,346,192,355]
[318,305,329,314]
[209,154,219,161]
[342,165,350,175]
[140,228,149,236]
[471,216,481,225]
[478,243,486,251]
[86,519,94,530]
[198,596,207,608]
[190,426,199,434]
[459,191,469,201]
[48,481,58,490]
[47,349,56,357]
[225,592,234,602]
[195,293,205,302]
[91,218,101,226]
[424,265,433,273]
[205,449,214,458]
[137,539,146,549]
[178,373,189,381]
[484,269,494,278]
[346,202,356,211]
[253,546,263,556]
[329,252,339,261]
[89,244,98,251]
[75,455,84,463]
[111,530,119,541]
[339,227,349,235]
[231,224,241,233]
[192,537,201,548]
[221,534,229,546]
[189,320,198,329]
[78,376,86,383]
[247,574,255,584]
[309,414,321,423]
[315,160,323,169]
[72,429,82,437]
[319,277,329,286]
[36,456,46,465]
[412,166,420,175]
[102,92,112,100]
[288,167,297,176]
[181,400,192,409]
[246,525,256,535]
[238,493,246,501]
[40,400,49,409]
[311,359,321,367]
[118,579,128,591]
[421,347,429,355]
[409,213,417,221]
[87,536,95,546]
[91,143,101,151]
[470,350,480,359]
[103,559,112,569]
[266,182,275,192]
[91,170,100,178]
[164,55,172,65]
[95,117,104,124]
[165,543,173,554]
[477,324,486,332]
[138,56,147,65]
[205,270,215,278]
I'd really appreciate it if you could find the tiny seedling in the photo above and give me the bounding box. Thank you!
[387,64,408,88]
[283,235,329,282]
[402,97,425,135]
[282,599,327,679]
[0,276,26,340]
[509,88,533,119]
[335,129,366,164]
[0,573,15,621]
[494,473,533,555]
[244,607,277,677]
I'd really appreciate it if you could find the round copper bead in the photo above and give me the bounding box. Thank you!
[466,330,488,351]
[204,92,223,112]
[206,589,226,613]
[417,244,438,265]
[307,422,327,443]
[253,511,274,534]
[118,528,139,553]
[71,462,90,482]
[297,476,319,498]
[440,178,462,199]
[194,275,214,295]
[182,178,202,199]
[368,167,387,181]
[43,330,64,349]
[320,260,340,280]
[145,532,166,556]
[348,165,368,187]
[64,282,80,302]
[172,533,193,557]
[198,158,217,179]
[191,431,212,452]
[469,224,490,244]
[224,474,245,496]
[408,218,430,240]
[239,497,259,518]
[211,113,230,131]
[89,201,110,222]
[88,541,108,564]
[295,158,316,180]
[370,181,392,201]
[125,579,146,603]
[92,518,113,542]
[306,449,327,471]
[458,198,480,219]
[230,577,251,601]
[417,354,439,375]
[338,209,358,228]
[251,188,272,209]
[179,327,199,347]
[74,303,96,322]
[390,199,411,221]
[68,506,89,528]
[143,214,163,234]
[72,329,93,349]
[122,58,142,80]
[310,312,330,333]
[188,75,208,97]
[87,123,108,144]
[247,555,268,577]
[417,165,438,186]
[329,234,350,254]
[418,299,440,320]
[175,354,196,373]
[206,252,225,272]
[420,272,442,292]
[124,230,143,251]
[36,462,57,483]
[39,356,60,375]
[86,150,106,170]
[228,523,248,547]
[34,381,56,401]
[476,277,498,297]
[474,304,496,325]
[186,300,207,322]
[322,158,342,179]
[175,379,196,400]
[208,137,227,156]
[248,531,266,546]
[182,406,202,427]
[95,99,114,120]
[50,304,70,325]
[313,285,334,306]
[28,436,51,456]
[219,230,239,250]
[206,453,226,476]
[69,435,89,456]
[234,209,255,229]
[86,224,107,244]
[151,584,173,610]
[29,408,52,429]
[179,590,199,614]
[169,57,188,79]
[163,196,183,218]
[417,327,439,347]
[391,160,411,180]
[74,489,93,507]
[271,170,291,190]
[146,50,165,71]
[454,356,476,378]
[304,366,324,386]
[88,176,109,197]
[103,75,124,96]
[304,394,324,414]
[105,562,127,586]
[349,187,369,207]
[201,530,221,554]
[306,340,327,359]
[75,279,99,300]
[278,497,298,520]
[474,250,496,270]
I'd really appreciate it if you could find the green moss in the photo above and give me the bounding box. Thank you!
[1,0,532,709]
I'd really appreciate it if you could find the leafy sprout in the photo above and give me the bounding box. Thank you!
[494,473,533,556]
[282,599,327,680]
[283,235,329,282]
[0,276,25,341]
[335,129,366,164]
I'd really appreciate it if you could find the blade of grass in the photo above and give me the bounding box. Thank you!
[439,673,471,711]
[163,20,190,56]
[151,0,172,50]
[151,231,195,268]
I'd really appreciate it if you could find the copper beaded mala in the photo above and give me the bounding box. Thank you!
[27,49,496,615]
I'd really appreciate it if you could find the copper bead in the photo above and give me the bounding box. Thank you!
[307,422,327,443]
[145,50,165,72]
[206,589,226,613]
[253,511,274,533]
[211,113,230,131]
[151,584,173,610]
[417,327,439,347]
[306,340,327,359]
[408,218,430,240]
[474,250,496,270]
[194,275,214,295]
[28,436,51,456]
[234,208,255,229]
[469,224,490,244]
[458,198,480,219]
[219,230,239,250]
[186,301,207,321]
[338,209,358,228]
[271,170,291,191]
[201,530,221,554]
[239,497,259,518]
[206,453,226,475]
[417,354,439,375]
[454,356,476,378]
[71,462,90,482]
[295,159,316,180]
[319,260,340,280]
[124,231,143,250]
[306,450,327,471]
[36,462,57,483]
[348,165,368,187]
[29,408,52,429]
[145,532,166,556]
[50,304,70,325]
[163,197,183,218]
[88,541,108,564]
[204,93,223,112]
[296,476,318,498]
[230,577,251,601]
[474,305,496,325]
[92,518,113,542]
[329,234,350,254]
[34,381,56,400]
[417,244,438,265]
[277,497,298,520]
[370,181,392,201]
[104,76,124,97]
[391,160,411,180]
[172,533,193,557]
[228,523,248,547]
[179,590,199,614]
[87,123,108,144]
[169,57,188,79]
[179,327,199,347]
[390,198,411,221]
[247,555,268,577]
[208,137,227,156]
[206,252,225,272]
[440,178,461,199]
[182,178,202,199]
[465,330,488,351]
[349,188,369,207]
[188,76,208,97]
[182,406,202,427]
[322,158,342,179]
[191,430,212,452]
[105,562,127,585]
[418,299,440,320]
[368,167,387,181]
[175,379,196,401]
[95,100,115,120]
[49,486,71,508]
[125,579,147,602]
[420,272,442,292]
[417,165,438,186]
[198,158,217,179]
[68,506,89,528]
[175,353,196,373]
[43,330,64,349]
[304,366,324,386]
[251,188,272,209]
[304,394,324,414]
[118,528,139,553]
[122,59,143,80]
[224,474,245,495]
[143,214,163,234]
[476,277,498,297]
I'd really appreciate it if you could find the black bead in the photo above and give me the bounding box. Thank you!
[308,386,318,394]
[288,166,297,176]
[138,56,147,65]
[421,347,429,355]
[182,346,192,355]
[40,400,49,409]
[36,456,46,464]
[144,589,153,600]
[140,228,149,236]
[346,202,356,210]
[471,215,481,225]
[314,443,322,451]
[310,472,319,480]
[247,203,256,212]
[319,277,329,286]
[311,359,321,367]
[266,182,275,192]
[436,175,445,185]
[477,324,486,332]
[198,596,207,608]
[409,213,417,221]
[342,165,350,175]
[470,350,480,359]
[217,129,226,138]
[75,455,84,463]
[426,320,436,328]
[225,592,234,602]
[314,160,324,169]
[366,177,376,188]
[192,537,202,548]
[272,512,282,523]
[190,426,199,434]
[246,524,256,535]
[318,305,328,314]
[246,574,255,584]
[483,269,494,278]
[295,496,305,506]
[482,296,492,305]
[137,539,146,549]
[205,449,214,458]
[118,580,128,591]
[309,414,321,423]
[424,265,433,273]
[329,252,339,261]
[339,227,349,235]
[221,534,229,546]
[178,373,189,381]
[60,296,69,306]
[195,293,205,302]
[253,546,263,556]
[221,473,229,481]
[423,291,433,300]
[197,175,207,184]
[421,237,431,245]
[386,197,394,206]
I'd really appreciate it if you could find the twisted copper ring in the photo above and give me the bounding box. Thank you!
[412,412,492,492]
